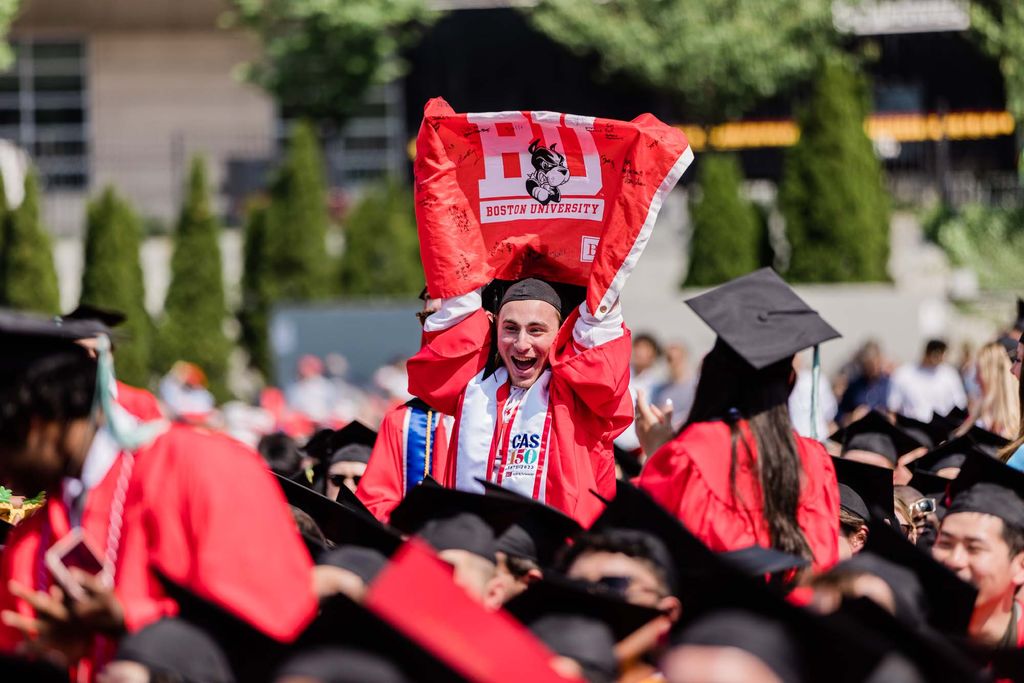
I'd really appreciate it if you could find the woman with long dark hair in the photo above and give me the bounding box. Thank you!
[637,269,842,571]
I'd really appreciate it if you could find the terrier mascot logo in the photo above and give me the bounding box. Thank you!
[525,139,570,205]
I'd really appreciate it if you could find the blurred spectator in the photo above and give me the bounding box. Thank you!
[789,351,838,440]
[887,339,967,422]
[653,343,695,429]
[258,432,303,477]
[324,352,364,422]
[837,341,891,426]
[159,361,215,422]
[630,333,665,399]
[286,355,336,423]
[966,341,1020,439]
[373,357,412,403]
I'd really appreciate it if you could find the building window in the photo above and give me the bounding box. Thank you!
[0,38,88,189]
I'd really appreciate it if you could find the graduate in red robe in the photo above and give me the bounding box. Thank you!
[356,398,450,522]
[406,278,633,526]
[0,312,316,679]
[637,269,842,572]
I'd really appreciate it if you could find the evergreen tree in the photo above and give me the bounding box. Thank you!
[0,170,59,313]
[779,59,890,282]
[238,200,271,378]
[263,121,332,304]
[684,154,761,286]
[339,179,422,297]
[80,187,153,387]
[157,157,232,400]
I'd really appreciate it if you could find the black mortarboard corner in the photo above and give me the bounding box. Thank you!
[906,470,951,500]
[830,410,924,466]
[720,545,809,579]
[504,574,663,683]
[498,277,563,316]
[137,572,287,683]
[669,569,886,683]
[830,551,926,626]
[64,303,126,329]
[588,481,725,597]
[833,598,986,683]
[285,593,470,683]
[946,452,1024,530]
[894,413,944,450]
[388,482,529,562]
[274,473,403,557]
[839,483,870,522]
[477,479,582,567]
[685,267,840,370]
[962,423,1010,457]
[944,407,969,426]
[833,457,897,527]
[862,517,978,635]
[911,436,985,476]
[1015,297,1024,332]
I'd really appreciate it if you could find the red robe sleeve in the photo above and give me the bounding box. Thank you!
[115,380,164,421]
[550,308,633,434]
[356,405,408,522]
[406,309,492,417]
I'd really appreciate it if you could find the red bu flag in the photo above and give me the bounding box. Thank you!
[415,97,694,319]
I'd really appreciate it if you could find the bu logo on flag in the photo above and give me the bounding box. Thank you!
[580,236,599,263]
[470,111,606,224]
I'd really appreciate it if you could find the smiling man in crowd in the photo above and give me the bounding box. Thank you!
[406,278,633,525]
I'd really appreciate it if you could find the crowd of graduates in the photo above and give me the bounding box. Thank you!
[5,264,1024,683]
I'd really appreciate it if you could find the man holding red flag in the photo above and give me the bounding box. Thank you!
[407,100,693,524]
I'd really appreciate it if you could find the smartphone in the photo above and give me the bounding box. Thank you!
[44,528,105,601]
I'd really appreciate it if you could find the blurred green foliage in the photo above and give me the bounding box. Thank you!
[80,187,153,388]
[0,171,60,313]
[780,59,890,282]
[685,154,762,286]
[527,0,836,124]
[338,179,423,297]
[924,204,1024,290]
[157,157,232,400]
[971,1,1024,137]
[226,0,436,126]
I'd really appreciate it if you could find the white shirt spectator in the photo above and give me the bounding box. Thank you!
[887,363,967,422]
[789,368,838,441]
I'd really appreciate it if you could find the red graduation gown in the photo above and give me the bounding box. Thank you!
[0,424,316,676]
[115,381,163,421]
[356,400,449,522]
[407,307,633,526]
[638,420,840,572]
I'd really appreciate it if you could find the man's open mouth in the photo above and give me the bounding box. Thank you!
[511,356,537,373]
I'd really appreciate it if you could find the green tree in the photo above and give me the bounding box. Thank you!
[226,0,435,125]
[238,200,271,378]
[685,155,761,286]
[528,0,835,124]
[156,157,232,400]
[339,179,422,296]
[779,59,890,283]
[0,170,59,313]
[263,121,332,303]
[80,187,153,387]
[971,1,1024,150]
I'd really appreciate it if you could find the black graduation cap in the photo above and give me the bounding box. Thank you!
[906,470,951,500]
[388,482,529,562]
[893,413,944,450]
[719,545,809,578]
[829,551,927,626]
[274,473,403,556]
[301,428,336,461]
[862,517,978,635]
[962,423,1010,457]
[912,436,984,476]
[684,267,840,370]
[293,593,470,683]
[927,411,963,443]
[504,573,664,644]
[830,410,924,465]
[946,451,1024,529]
[613,444,642,479]
[943,407,969,426]
[588,481,724,596]
[64,303,126,328]
[0,308,105,344]
[832,457,896,527]
[833,598,986,683]
[1015,297,1024,332]
[669,568,886,683]
[477,479,582,567]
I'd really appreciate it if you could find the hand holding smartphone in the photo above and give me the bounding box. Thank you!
[44,528,105,602]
